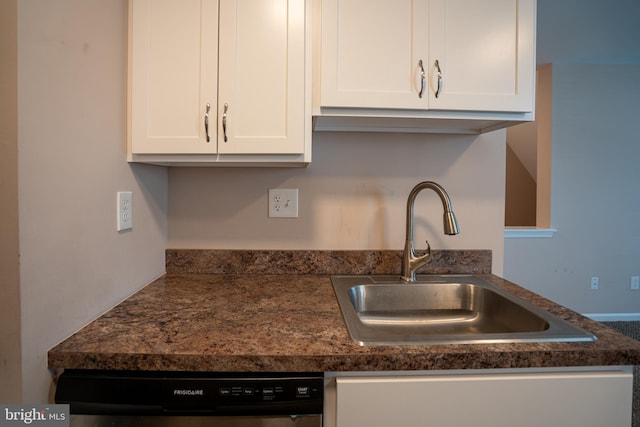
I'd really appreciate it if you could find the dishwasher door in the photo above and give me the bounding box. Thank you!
[55,370,323,427]
[69,414,321,427]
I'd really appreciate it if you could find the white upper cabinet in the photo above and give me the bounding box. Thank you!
[320,0,429,109]
[128,0,311,165]
[315,0,536,133]
[129,0,218,155]
[218,0,307,155]
[428,0,535,112]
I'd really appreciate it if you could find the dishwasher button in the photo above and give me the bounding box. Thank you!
[218,387,231,396]
[242,388,255,396]
[262,388,275,400]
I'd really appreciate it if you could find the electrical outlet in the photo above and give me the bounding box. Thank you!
[268,188,298,218]
[117,191,133,231]
[591,276,599,290]
[631,276,640,290]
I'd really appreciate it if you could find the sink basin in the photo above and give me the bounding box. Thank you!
[331,275,596,345]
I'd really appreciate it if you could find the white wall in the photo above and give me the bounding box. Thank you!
[14,0,167,402]
[504,63,640,314]
[503,0,640,315]
[536,0,640,65]
[169,131,507,274]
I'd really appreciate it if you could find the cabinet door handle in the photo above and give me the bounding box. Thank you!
[434,59,443,98]
[204,103,211,142]
[418,60,426,98]
[222,103,228,142]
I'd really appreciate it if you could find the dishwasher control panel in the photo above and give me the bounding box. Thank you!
[169,376,321,405]
[56,370,323,416]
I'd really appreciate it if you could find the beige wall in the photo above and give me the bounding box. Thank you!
[169,131,507,274]
[504,65,553,229]
[505,144,536,226]
[13,0,168,402]
[0,0,22,404]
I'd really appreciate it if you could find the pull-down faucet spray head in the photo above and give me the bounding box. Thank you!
[401,181,459,282]
[443,210,460,236]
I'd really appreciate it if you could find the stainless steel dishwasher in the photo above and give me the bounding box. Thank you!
[55,370,323,427]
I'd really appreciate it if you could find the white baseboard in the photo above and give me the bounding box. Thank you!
[583,313,640,322]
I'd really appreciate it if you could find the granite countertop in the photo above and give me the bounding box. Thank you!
[48,250,640,372]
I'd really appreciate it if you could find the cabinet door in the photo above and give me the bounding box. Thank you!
[320,0,429,109]
[129,0,218,154]
[335,371,632,427]
[217,0,306,155]
[428,0,535,112]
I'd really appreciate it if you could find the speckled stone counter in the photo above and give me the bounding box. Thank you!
[48,250,640,372]
[164,249,492,276]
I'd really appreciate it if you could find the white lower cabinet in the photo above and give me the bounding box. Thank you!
[325,367,633,427]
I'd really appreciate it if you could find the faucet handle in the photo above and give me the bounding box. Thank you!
[419,240,432,264]
[416,240,432,264]
[411,240,432,280]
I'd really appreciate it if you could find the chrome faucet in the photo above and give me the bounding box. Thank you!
[401,181,460,282]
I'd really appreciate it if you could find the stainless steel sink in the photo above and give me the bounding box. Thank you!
[331,275,596,345]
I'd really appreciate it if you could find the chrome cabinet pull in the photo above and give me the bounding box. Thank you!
[222,103,229,142]
[418,60,426,98]
[204,103,211,142]
[434,59,442,98]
